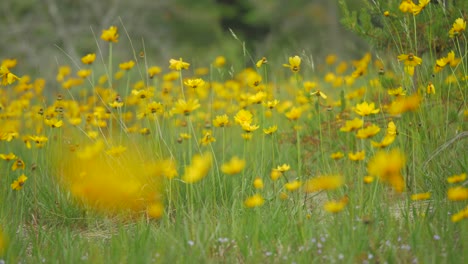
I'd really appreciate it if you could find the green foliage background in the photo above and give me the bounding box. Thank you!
[0,0,364,80]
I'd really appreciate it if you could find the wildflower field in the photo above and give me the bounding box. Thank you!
[1,1,468,263]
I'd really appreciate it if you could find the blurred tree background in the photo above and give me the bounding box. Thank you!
[0,0,365,80]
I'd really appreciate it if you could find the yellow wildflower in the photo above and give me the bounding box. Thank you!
[169,58,190,71]
[388,87,407,97]
[354,101,380,116]
[387,93,421,115]
[399,0,416,13]
[148,66,162,78]
[447,173,467,184]
[324,196,348,213]
[411,192,431,201]
[81,53,96,64]
[106,145,127,157]
[330,152,344,160]
[348,150,365,161]
[270,169,283,181]
[101,26,119,42]
[200,131,216,146]
[451,206,468,223]
[77,69,92,79]
[285,107,303,121]
[283,55,301,73]
[340,118,364,132]
[182,153,212,184]
[363,176,375,184]
[447,187,468,201]
[214,56,226,68]
[256,57,268,68]
[119,60,135,71]
[213,114,229,127]
[11,174,28,190]
[427,82,435,94]
[449,18,466,38]
[171,99,200,116]
[147,203,164,219]
[303,175,344,192]
[263,125,278,135]
[0,66,20,86]
[253,177,264,189]
[356,124,381,139]
[367,149,406,192]
[184,78,205,89]
[12,159,25,171]
[0,153,17,161]
[244,194,265,208]
[234,109,253,125]
[284,180,302,191]
[221,156,246,175]
[398,53,422,67]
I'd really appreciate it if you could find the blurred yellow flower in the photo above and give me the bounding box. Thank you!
[244,194,265,208]
[182,153,212,184]
[356,124,381,139]
[12,159,25,171]
[214,56,226,68]
[367,149,406,192]
[256,57,267,68]
[1,58,17,69]
[426,82,435,94]
[184,78,205,89]
[119,60,135,71]
[101,26,119,42]
[285,107,303,121]
[363,176,375,184]
[447,187,468,201]
[310,89,327,99]
[11,174,28,190]
[148,66,162,78]
[449,18,466,38]
[241,122,259,133]
[283,55,301,73]
[411,192,431,201]
[348,150,365,161]
[354,101,380,116]
[213,114,229,127]
[451,206,468,222]
[270,169,283,181]
[447,173,466,184]
[398,53,422,67]
[253,177,264,189]
[169,58,190,71]
[171,99,200,116]
[234,109,253,125]
[106,145,127,157]
[284,180,302,191]
[77,69,92,79]
[330,152,344,160]
[263,125,278,135]
[399,0,416,13]
[324,196,348,213]
[147,203,164,219]
[303,175,344,192]
[200,131,216,146]
[340,118,364,132]
[81,53,96,64]
[388,87,406,97]
[221,156,246,175]
[387,93,421,115]
[412,0,429,15]
[0,66,20,86]
[0,153,17,161]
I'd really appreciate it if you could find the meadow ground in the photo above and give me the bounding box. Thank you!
[1,1,468,263]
